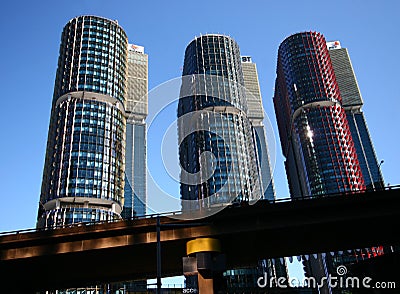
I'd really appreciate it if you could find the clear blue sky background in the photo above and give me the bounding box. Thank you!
[0,0,399,281]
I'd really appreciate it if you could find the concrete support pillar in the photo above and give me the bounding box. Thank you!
[183,238,225,294]
[197,273,214,294]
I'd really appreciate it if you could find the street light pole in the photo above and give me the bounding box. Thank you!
[378,159,385,190]
[156,215,162,294]
[155,216,211,294]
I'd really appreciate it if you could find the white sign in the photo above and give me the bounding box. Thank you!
[326,41,341,50]
[129,44,145,53]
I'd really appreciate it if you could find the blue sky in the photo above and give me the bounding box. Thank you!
[0,0,399,281]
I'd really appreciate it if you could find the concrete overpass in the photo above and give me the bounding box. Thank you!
[0,187,399,292]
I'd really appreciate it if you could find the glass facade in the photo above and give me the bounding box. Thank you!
[178,35,261,211]
[123,123,146,218]
[53,16,127,103]
[179,35,284,291]
[346,112,384,190]
[274,32,383,294]
[37,16,128,228]
[274,32,365,199]
[122,45,148,218]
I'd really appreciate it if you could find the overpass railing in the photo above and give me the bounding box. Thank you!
[0,184,398,237]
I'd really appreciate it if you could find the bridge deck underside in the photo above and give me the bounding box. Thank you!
[0,189,399,291]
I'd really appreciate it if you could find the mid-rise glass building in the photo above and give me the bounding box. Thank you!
[327,41,384,191]
[241,56,275,201]
[122,44,148,218]
[240,55,289,284]
[37,15,128,228]
[178,34,262,211]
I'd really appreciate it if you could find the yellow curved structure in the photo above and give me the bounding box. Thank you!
[186,238,221,255]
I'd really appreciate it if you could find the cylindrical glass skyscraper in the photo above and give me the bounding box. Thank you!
[178,34,261,213]
[274,31,365,198]
[274,31,368,294]
[37,16,128,228]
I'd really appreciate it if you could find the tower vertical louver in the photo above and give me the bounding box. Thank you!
[37,15,128,228]
[178,34,262,212]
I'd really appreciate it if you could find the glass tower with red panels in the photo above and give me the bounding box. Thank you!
[273,31,365,199]
[273,31,368,293]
